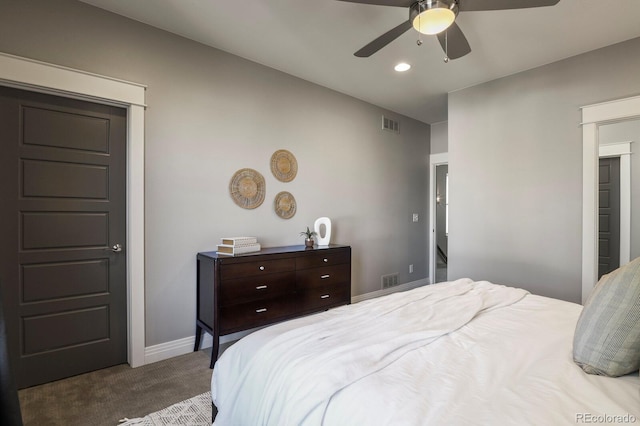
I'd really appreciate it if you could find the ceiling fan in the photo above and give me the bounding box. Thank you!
[339,0,561,61]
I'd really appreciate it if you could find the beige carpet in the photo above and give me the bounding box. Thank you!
[18,350,213,426]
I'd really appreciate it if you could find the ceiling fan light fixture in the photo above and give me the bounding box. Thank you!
[410,0,458,35]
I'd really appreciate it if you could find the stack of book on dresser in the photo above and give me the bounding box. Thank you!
[216,237,261,256]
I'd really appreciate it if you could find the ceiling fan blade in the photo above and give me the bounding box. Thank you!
[459,0,560,12]
[437,22,471,60]
[336,0,414,7]
[354,20,413,57]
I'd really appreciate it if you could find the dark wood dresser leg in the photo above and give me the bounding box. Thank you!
[212,401,218,422]
[194,324,202,352]
[210,336,219,369]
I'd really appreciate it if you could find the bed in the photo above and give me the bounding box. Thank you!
[211,278,640,425]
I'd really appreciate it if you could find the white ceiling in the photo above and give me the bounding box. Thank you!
[79,0,640,124]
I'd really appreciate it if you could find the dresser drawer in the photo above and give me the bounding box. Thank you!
[299,284,350,312]
[220,257,295,280]
[295,248,350,270]
[219,296,296,334]
[296,264,350,289]
[219,271,295,306]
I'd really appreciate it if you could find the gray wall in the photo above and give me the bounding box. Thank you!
[430,121,448,154]
[448,37,640,303]
[599,120,640,260]
[0,0,430,347]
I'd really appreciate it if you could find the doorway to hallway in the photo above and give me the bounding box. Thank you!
[435,164,448,283]
[429,153,448,284]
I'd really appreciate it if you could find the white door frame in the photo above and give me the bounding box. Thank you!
[581,95,640,303]
[429,152,448,284]
[0,52,147,367]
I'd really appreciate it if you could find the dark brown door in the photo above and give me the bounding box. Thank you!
[598,157,621,279]
[0,86,127,388]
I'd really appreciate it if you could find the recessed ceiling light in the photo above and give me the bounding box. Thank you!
[394,62,411,72]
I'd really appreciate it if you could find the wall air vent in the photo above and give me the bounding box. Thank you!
[382,115,400,134]
[382,273,399,289]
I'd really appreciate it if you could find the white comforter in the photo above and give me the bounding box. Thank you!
[212,279,640,425]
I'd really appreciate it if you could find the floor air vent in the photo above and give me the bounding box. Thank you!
[382,115,400,134]
[382,273,399,289]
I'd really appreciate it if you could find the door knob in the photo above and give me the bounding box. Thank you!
[110,244,123,252]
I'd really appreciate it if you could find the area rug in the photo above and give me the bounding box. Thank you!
[119,391,211,425]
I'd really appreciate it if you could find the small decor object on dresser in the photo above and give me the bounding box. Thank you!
[217,236,261,256]
[270,149,298,182]
[274,191,297,219]
[229,168,266,209]
[216,243,261,256]
[313,217,332,246]
[221,236,257,245]
[300,226,317,247]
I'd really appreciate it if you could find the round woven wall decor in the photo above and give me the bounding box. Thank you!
[229,168,266,209]
[274,191,297,219]
[270,149,298,182]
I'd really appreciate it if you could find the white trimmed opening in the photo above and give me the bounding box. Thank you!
[0,52,147,367]
[429,152,448,285]
[581,95,640,303]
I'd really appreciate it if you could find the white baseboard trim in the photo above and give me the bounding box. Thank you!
[144,328,262,365]
[143,277,431,365]
[144,333,212,365]
[350,277,430,304]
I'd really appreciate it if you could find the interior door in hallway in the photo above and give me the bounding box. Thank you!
[0,86,127,388]
[598,157,620,279]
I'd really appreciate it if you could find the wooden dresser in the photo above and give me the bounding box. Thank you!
[195,244,351,367]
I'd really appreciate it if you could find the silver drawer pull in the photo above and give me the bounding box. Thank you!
[256,285,268,290]
[320,294,330,299]
[323,258,328,262]
[259,266,265,271]
[255,308,267,313]
[321,274,330,279]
